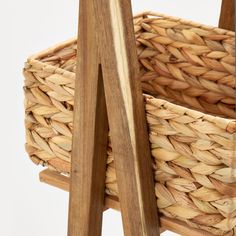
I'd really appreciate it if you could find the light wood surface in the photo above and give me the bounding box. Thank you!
[67,0,109,235]
[40,169,70,192]
[219,0,235,30]
[160,217,214,236]
[40,169,215,236]
[92,0,160,235]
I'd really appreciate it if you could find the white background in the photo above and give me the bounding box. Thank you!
[1,0,222,235]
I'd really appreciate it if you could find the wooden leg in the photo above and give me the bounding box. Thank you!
[92,1,160,235]
[219,0,235,30]
[67,0,109,235]
[68,0,160,235]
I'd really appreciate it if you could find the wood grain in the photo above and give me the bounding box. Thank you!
[219,0,235,30]
[40,169,215,236]
[40,169,70,192]
[92,1,160,235]
[160,217,214,236]
[67,0,108,235]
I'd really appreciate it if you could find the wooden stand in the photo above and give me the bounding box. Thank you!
[68,0,160,235]
[39,1,234,236]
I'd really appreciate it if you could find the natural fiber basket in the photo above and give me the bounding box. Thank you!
[24,12,236,235]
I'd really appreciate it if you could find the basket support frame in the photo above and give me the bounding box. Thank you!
[40,169,215,236]
[67,0,160,235]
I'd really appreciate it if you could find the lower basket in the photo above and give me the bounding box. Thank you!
[24,12,236,236]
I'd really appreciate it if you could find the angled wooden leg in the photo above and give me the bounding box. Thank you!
[68,0,108,235]
[219,0,235,30]
[92,1,160,235]
[68,0,160,235]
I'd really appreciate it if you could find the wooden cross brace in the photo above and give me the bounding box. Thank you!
[67,0,160,235]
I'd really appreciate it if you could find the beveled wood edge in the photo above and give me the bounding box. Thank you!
[39,169,214,236]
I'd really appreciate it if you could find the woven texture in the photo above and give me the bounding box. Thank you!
[24,13,236,235]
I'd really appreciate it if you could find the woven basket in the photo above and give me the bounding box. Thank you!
[24,12,236,235]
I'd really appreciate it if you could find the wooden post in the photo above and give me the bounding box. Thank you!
[68,0,160,235]
[219,0,235,30]
[92,1,160,235]
[68,0,108,235]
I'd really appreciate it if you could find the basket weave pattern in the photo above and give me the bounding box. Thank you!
[24,13,236,235]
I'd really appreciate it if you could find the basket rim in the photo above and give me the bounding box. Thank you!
[28,37,76,61]
[28,11,235,62]
[134,11,235,36]
[145,95,236,133]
